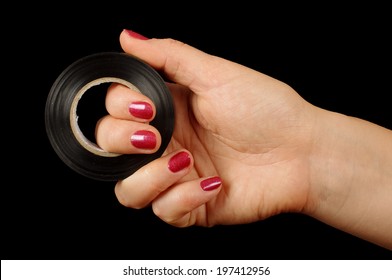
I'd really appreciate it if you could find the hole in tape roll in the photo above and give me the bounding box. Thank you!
[70,77,142,157]
[76,82,108,146]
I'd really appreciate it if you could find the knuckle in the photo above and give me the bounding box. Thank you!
[114,185,145,209]
[152,202,177,224]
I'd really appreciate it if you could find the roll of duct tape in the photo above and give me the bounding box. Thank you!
[45,52,174,181]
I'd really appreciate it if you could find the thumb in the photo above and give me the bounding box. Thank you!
[119,29,235,93]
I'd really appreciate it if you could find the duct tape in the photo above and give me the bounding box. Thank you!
[45,52,174,181]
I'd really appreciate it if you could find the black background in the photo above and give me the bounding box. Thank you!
[3,4,392,260]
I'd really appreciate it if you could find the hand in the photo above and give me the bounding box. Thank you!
[95,29,316,227]
[95,30,392,250]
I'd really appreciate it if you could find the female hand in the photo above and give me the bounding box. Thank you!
[95,30,392,249]
[96,29,316,227]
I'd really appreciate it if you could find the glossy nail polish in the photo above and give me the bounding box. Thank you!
[200,176,222,191]
[129,102,153,119]
[130,130,156,149]
[124,29,149,40]
[168,151,191,173]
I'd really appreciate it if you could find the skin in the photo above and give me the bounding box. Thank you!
[95,30,392,250]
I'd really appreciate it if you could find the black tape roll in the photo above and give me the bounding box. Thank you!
[45,52,174,181]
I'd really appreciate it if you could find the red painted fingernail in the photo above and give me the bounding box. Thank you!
[130,130,156,149]
[129,101,153,119]
[168,151,191,173]
[200,176,222,191]
[124,29,149,40]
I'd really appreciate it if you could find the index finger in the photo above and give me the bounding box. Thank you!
[106,82,156,122]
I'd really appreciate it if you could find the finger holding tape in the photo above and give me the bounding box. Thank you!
[105,82,156,122]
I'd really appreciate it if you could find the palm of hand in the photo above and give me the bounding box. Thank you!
[162,74,313,226]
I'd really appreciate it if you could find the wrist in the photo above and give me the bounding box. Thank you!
[304,109,354,217]
[304,109,392,248]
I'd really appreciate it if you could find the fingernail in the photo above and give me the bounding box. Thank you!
[124,29,149,40]
[129,101,153,120]
[200,176,222,191]
[130,130,156,149]
[168,151,191,173]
